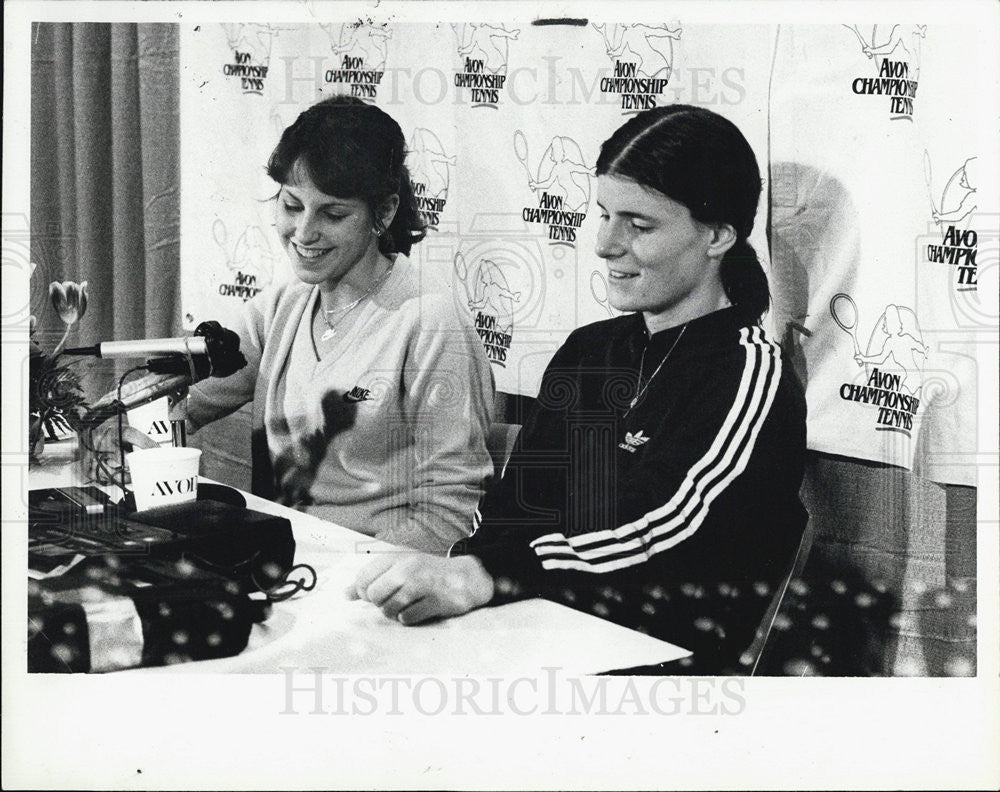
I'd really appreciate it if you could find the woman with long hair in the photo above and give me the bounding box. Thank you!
[348,105,808,672]
[187,96,494,553]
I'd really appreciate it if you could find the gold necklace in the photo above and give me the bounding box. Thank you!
[626,324,688,414]
[320,261,394,341]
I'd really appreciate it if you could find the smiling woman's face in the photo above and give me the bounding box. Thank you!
[275,166,377,291]
[595,174,728,332]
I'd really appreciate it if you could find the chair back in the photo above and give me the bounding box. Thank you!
[746,520,813,675]
[486,422,521,482]
[485,391,535,486]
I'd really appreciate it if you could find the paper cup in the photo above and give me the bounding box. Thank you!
[126,447,202,511]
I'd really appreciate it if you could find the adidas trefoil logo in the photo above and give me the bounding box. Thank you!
[618,429,650,453]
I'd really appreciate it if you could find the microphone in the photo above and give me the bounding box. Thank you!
[79,321,248,426]
[67,321,247,376]
[67,337,209,359]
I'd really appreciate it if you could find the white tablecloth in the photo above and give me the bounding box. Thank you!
[28,442,690,675]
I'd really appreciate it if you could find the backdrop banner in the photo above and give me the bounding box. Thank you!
[768,24,994,485]
[179,20,772,398]
[179,20,991,484]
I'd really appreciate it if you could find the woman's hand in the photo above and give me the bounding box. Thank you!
[346,553,495,625]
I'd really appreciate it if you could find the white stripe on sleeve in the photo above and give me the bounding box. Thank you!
[529,327,781,574]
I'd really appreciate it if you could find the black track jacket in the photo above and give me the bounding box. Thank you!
[456,307,808,670]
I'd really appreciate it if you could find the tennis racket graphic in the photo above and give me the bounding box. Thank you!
[843,24,871,54]
[513,130,533,183]
[590,270,614,317]
[830,292,862,360]
[454,251,469,281]
[922,150,938,216]
[213,218,229,253]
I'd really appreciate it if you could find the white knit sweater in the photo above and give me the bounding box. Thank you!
[187,255,495,552]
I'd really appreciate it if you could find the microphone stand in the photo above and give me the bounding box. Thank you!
[151,349,198,449]
[78,357,196,488]
[68,321,247,489]
[167,387,189,448]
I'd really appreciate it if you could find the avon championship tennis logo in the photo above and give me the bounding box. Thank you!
[831,294,926,436]
[321,22,391,101]
[924,152,979,290]
[451,23,520,108]
[407,129,456,231]
[844,24,924,119]
[593,23,681,113]
[221,23,278,94]
[212,218,276,301]
[514,132,593,246]
[455,253,520,367]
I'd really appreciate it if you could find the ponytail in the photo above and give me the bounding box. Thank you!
[720,238,769,326]
[379,163,426,257]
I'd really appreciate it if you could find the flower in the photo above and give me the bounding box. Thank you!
[47,280,88,357]
[29,273,91,460]
[50,280,88,326]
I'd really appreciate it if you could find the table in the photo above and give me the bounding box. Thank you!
[28,443,691,675]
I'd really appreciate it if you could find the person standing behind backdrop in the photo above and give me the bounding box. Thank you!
[348,105,808,672]
[187,96,494,553]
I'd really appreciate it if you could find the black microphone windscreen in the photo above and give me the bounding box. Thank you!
[194,321,248,377]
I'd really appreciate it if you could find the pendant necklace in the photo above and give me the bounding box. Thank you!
[320,261,395,342]
[626,324,688,414]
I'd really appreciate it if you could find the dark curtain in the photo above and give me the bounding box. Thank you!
[30,22,179,394]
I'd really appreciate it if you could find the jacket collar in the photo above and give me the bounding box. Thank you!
[633,306,748,353]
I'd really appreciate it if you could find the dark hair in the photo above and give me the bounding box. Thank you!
[595,105,769,325]
[267,95,426,256]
